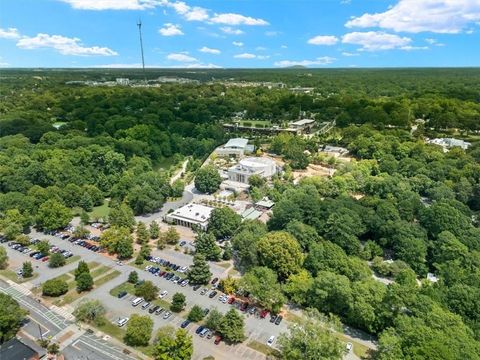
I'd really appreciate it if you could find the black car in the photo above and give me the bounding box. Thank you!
[270,314,277,323]
[275,315,283,325]
[149,305,160,314]
[180,320,191,328]
[29,251,39,257]
[118,291,128,299]
[195,326,205,334]
[203,308,210,316]
[209,291,217,299]
[211,277,219,285]
[193,284,201,291]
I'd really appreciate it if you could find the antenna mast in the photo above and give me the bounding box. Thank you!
[137,19,146,83]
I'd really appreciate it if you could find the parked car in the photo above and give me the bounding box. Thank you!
[195,326,204,335]
[155,307,165,315]
[199,328,209,338]
[117,318,129,327]
[267,336,275,346]
[179,241,186,247]
[203,308,210,316]
[209,291,217,299]
[260,310,269,319]
[149,305,160,314]
[159,290,168,299]
[142,302,150,310]
[214,336,222,345]
[193,284,201,291]
[270,314,277,323]
[346,343,353,352]
[118,291,128,299]
[227,296,235,304]
[211,277,219,285]
[163,311,171,319]
[275,315,283,325]
[200,288,208,295]
[180,320,191,328]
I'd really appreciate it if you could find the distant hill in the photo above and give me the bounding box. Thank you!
[286,65,307,69]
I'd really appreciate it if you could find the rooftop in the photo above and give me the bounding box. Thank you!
[168,203,213,223]
[224,138,249,149]
[0,338,38,360]
[289,119,315,126]
[241,207,263,221]
[256,198,275,209]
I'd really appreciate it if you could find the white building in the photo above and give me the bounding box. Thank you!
[116,78,130,86]
[215,138,249,158]
[320,145,349,158]
[165,203,213,230]
[227,157,278,184]
[288,119,315,133]
[427,138,471,152]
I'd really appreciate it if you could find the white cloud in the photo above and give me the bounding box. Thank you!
[342,31,412,51]
[265,31,279,36]
[234,53,256,59]
[0,27,21,39]
[59,0,155,10]
[16,33,117,56]
[256,46,266,51]
[274,56,336,67]
[400,45,429,51]
[167,52,197,62]
[199,46,221,54]
[307,35,339,45]
[158,23,183,36]
[281,44,288,49]
[232,41,244,47]
[210,13,268,26]
[345,0,480,34]
[94,62,221,68]
[220,27,244,35]
[342,52,359,57]
[183,7,209,21]
[257,55,270,60]
[425,38,445,46]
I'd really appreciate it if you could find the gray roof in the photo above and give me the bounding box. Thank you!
[0,338,38,360]
[224,138,248,149]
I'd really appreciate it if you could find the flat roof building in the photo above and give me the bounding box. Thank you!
[215,138,250,158]
[165,203,213,231]
[228,157,278,184]
[288,119,316,134]
[427,138,471,152]
[320,145,349,157]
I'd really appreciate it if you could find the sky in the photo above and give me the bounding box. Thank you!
[1,0,480,68]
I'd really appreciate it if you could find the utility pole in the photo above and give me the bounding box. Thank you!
[137,19,146,83]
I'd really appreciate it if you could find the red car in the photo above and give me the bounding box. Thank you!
[214,336,222,345]
[260,310,269,319]
[240,302,248,312]
[227,296,235,304]
[42,256,49,262]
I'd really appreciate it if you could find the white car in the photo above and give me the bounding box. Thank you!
[163,311,171,319]
[159,290,168,299]
[178,266,188,273]
[346,342,353,352]
[117,317,129,327]
[267,336,275,346]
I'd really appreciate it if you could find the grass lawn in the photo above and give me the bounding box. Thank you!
[155,156,178,170]
[335,333,371,359]
[65,255,81,265]
[217,262,231,269]
[0,269,38,283]
[110,282,136,297]
[96,319,126,341]
[247,340,281,358]
[90,265,112,279]
[95,270,121,288]
[88,201,111,220]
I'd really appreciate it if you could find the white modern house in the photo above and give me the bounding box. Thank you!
[320,145,349,158]
[288,119,315,133]
[227,157,278,184]
[165,203,213,230]
[215,138,249,158]
[427,138,471,152]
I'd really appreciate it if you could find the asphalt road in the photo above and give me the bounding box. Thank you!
[0,279,135,360]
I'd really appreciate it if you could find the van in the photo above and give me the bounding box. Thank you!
[132,297,144,307]
[117,318,129,327]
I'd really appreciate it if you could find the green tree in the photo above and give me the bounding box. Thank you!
[100,226,134,258]
[285,220,320,251]
[73,299,106,324]
[194,165,222,194]
[37,240,51,256]
[208,207,242,240]
[42,279,68,297]
[222,242,233,260]
[22,261,33,278]
[153,328,193,360]
[205,308,223,332]
[128,270,139,284]
[231,220,267,271]
[48,253,66,268]
[248,174,266,188]
[80,210,90,226]
[218,308,245,343]
[283,269,314,306]
[0,247,8,269]
[74,261,90,280]
[0,293,28,343]
[308,271,352,316]
[108,203,135,231]
[150,221,160,239]
[135,281,159,302]
[187,305,205,322]
[47,342,60,355]
[240,267,285,313]
[278,309,344,360]
[171,293,186,312]
[36,199,72,231]
[0,209,29,240]
[187,253,212,285]
[257,231,303,281]
[136,221,149,244]
[195,232,221,261]
[124,314,153,347]
[160,226,180,245]
[76,272,94,292]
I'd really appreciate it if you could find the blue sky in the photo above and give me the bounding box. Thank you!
[1,0,480,68]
